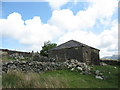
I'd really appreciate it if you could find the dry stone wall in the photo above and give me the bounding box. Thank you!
[100,59,119,66]
[2,59,105,80]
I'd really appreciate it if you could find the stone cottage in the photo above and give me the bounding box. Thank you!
[48,40,100,65]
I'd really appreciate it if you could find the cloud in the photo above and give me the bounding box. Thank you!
[0,12,61,51]
[0,0,118,57]
[48,0,118,31]
[46,0,70,10]
[0,13,25,39]
[48,0,118,57]
[48,8,99,31]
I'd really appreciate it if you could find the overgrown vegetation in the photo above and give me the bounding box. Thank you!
[40,41,57,57]
[2,65,118,88]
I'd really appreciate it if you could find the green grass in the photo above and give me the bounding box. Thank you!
[92,65,119,87]
[2,56,31,62]
[2,56,14,62]
[2,65,119,88]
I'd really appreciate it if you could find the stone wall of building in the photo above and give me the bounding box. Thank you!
[82,46,92,65]
[49,46,100,65]
[91,48,100,65]
[49,46,84,62]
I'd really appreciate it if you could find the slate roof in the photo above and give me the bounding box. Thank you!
[50,40,100,51]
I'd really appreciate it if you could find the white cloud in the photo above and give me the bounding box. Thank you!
[0,12,61,51]
[0,13,25,39]
[46,0,90,10]
[48,0,118,57]
[48,8,98,31]
[46,0,70,10]
[48,9,78,31]
[0,0,118,57]
[89,0,118,18]
[49,0,118,30]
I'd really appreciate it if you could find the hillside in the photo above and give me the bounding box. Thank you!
[102,55,119,60]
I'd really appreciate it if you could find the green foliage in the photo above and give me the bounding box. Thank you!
[2,65,119,88]
[40,41,57,57]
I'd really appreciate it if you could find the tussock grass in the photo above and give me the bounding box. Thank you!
[2,70,68,88]
[2,65,119,88]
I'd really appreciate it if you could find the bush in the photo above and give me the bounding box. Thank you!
[40,41,57,57]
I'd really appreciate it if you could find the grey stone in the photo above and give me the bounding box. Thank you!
[95,70,100,75]
[77,66,82,71]
[100,62,107,66]
[71,68,75,71]
[95,75,103,80]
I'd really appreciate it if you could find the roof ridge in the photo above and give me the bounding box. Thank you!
[50,40,100,51]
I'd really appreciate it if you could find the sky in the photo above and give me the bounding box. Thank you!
[0,0,118,58]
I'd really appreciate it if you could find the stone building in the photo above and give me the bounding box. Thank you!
[48,40,100,65]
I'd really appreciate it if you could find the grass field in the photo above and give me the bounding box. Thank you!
[2,65,119,88]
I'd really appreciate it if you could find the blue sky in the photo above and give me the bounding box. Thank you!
[0,0,118,57]
[2,2,52,51]
[2,2,90,23]
[2,2,52,23]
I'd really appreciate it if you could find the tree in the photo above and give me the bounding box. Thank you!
[40,41,57,57]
